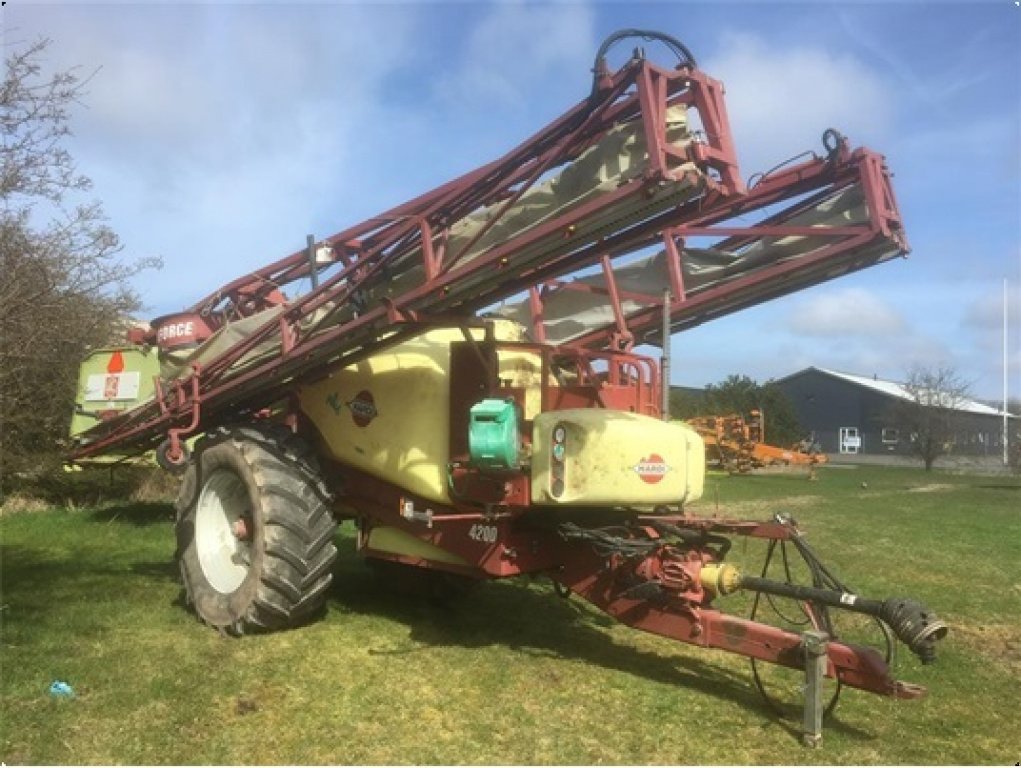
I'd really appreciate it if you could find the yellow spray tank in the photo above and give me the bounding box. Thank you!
[299,320,704,509]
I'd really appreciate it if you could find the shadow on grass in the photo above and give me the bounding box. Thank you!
[0,542,183,640]
[764,712,874,743]
[89,502,175,526]
[1,524,878,744]
[325,540,876,743]
[0,543,179,595]
[129,559,181,581]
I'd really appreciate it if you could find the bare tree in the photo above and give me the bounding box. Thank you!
[1,39,160,481]
[891,365,972,471]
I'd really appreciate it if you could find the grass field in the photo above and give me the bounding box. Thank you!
[2,465,1019,764]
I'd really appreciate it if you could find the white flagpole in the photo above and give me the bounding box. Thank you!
[1004,278,1009,466]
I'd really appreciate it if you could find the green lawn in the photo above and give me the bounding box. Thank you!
[2,465,1019,764]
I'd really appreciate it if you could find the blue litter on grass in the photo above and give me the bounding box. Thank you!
[49,681,74,698]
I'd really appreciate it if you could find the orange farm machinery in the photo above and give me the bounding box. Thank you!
[69,30,945,719]
[687,412,828,473]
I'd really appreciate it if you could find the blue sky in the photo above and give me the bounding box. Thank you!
[6,1,1020,400]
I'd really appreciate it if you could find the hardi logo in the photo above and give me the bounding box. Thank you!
[326,390,378,427]
[345,390,378,427]
[633,454,670,484]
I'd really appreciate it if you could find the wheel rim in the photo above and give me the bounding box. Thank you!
[195,468,253,594]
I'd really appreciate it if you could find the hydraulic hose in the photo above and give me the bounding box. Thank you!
[591,29,697,95]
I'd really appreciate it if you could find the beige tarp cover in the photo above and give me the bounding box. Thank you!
[159,306,285,382]
[355,105,699,313]
[441,105,694,269]
[493,184,902,345]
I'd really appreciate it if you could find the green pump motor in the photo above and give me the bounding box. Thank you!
[468,398,520,470]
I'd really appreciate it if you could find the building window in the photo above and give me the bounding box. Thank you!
[839,427,860,454]
[881,428,899,444]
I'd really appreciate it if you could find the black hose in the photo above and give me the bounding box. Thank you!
[649,521,731,560]
[747,150,819,189]
[786,531,896,659]
[749,539,842,717]
[558,523,658,558]
[757,525,896,665]
[822,128,846,159]
[765,540,813,627]
[592,29,697,94]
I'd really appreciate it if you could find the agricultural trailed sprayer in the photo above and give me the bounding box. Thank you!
[70,30,945,724]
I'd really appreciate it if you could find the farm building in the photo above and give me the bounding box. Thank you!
[773,367,1013,457]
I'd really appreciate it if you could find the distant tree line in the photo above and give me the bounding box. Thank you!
[669,374,804,448]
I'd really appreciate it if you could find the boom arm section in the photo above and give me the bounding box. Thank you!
[502,134,908,349]
[69,52,906,462]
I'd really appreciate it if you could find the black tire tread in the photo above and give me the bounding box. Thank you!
[175,424,339,634]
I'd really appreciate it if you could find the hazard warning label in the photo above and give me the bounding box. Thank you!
[85,372,141,402]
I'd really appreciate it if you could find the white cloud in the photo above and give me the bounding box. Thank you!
[665,296,948,389]
[48,5,419,164]
[963,283,1021,332]
[9,4,424,308]
[829,336,953,381]
[837,8,998,109]
[703,31,894,177]
[889,117,1019,196]
[13,2,597,311]
[784,287,906,337]
[433,1,596,111]
[669,285,1016,399]
[960,281,1021,393]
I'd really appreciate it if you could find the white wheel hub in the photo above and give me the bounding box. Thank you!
[195,468,253,593]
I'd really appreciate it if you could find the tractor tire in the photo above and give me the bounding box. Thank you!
[174,425,338,634]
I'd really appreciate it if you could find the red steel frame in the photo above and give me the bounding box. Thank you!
[554,535,916,699]
[356,502,919,699]
[526,141,906,350]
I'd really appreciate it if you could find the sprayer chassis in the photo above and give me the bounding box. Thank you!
[350,484,920,699]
